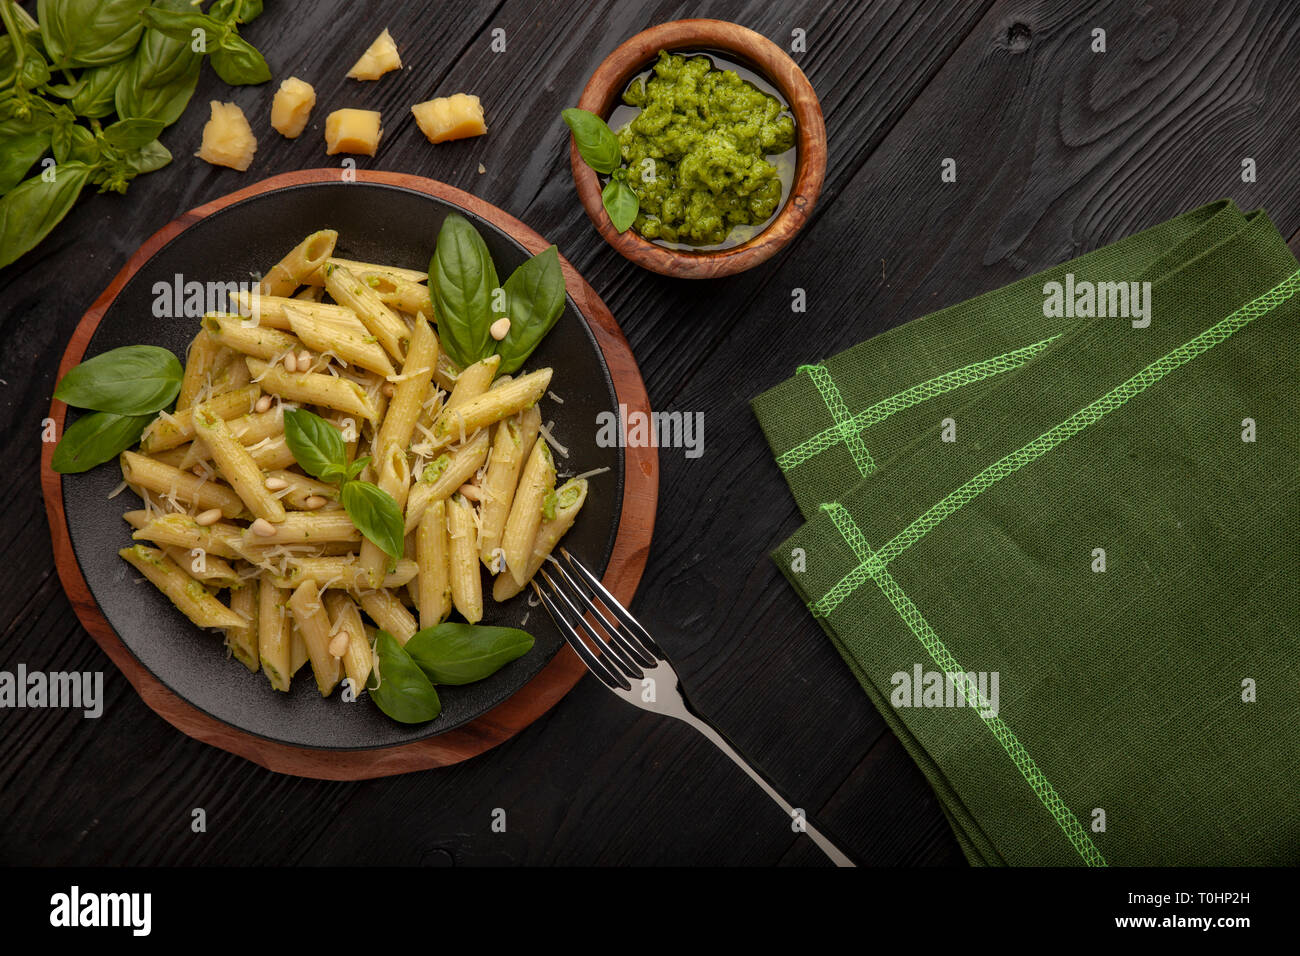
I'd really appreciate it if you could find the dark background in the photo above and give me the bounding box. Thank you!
[2,0,1298,866]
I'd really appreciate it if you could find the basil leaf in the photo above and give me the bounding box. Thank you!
[495,245,565,374]
[51,410,152,473]
[209,33,270,85]
[561,108,621,175]
[430,213,499,370]
[210,0,263,24]
[282,407,346,481]
[116,38,200,124]
[0,112,54,194]
[405,623,535,685]
[602,178,638,233]
[69,59,131,118]
[54,344,182,413]
[136,0,201,90]
[0,162,91,270]
[367,631,441,723]
[341,481,404,564]
[62,124,99,164]
[123,138,171,173]
[45,77,86,99]
[102,117,164,150]
[136,7,223,46]
[38,0,149,68]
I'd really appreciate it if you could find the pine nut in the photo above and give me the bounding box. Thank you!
[302,495,327,510]
[382,382,395,397]
[490,317,512,341]
[254,395,273,413]
[297,350,312,369]
[250,518,277,537]
[456,483,482,502]
[328,633,349,658]
[283,353,298,373]
[195,508,222,526]
[264,476,289,491]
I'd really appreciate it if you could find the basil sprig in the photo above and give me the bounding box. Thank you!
[429,214,567,374]
[0,0,271,270]
[50,343,182,473]
[282,408,401,565]
[368,630,441,724]
[404,623,534,685]
[562,107,638,233]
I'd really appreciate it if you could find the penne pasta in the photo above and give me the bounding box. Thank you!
[128,511,245,559]
[140,385,261,452]
[403,428,491,533]
[263,469,341,511]
[324,591,373,695]
[260,229,338,297]
[202,312,307,363]
[433,354,498,435]
[356,587,418,645]
[176,330,223,411]
[416,498,452,630]
[259,580,293,691]
[500,438,556,586]
[120,451,246,518]
[479,405,542,569]
[361,270,432,315]
[358,441,412,586]
[178,406,284,470]
[290,624,310,676]
[233,289,358,330]
[270,556,419,591]
[446,493,483,623]
[284,303,395,377]
[288,579,341,696]
[238,511,360,546]
[493,478,589,601]
[193,402,287,523]
[372,311,436,457]
[434,367,552,442]
[225,577,260,672]
[119,544,246,629]
[245,358,378,422]
[323,262,411,362]
[306,257,426,286]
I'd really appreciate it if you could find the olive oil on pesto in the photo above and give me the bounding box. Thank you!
[607,50,797,251]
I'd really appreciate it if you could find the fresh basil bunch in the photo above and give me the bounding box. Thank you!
[51,344,183,473]
[562,107,638,233]
[429,213,566,373]
[367,623,535,723]
[0,0,270,270]
[282,407,406,566]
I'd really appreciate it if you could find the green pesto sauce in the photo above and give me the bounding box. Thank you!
[617,50,795,246]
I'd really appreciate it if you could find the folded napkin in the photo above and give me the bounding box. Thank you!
[753,200,1300,865]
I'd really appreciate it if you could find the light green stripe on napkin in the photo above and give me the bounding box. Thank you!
[754,201,1300,865]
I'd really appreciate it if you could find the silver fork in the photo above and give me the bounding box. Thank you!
[533,548,856,867]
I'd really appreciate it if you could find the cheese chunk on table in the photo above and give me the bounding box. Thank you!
[324,108,383,156]
[195,101,257,171]
[347,28,401,80]
[271,77,316,138]
[411,94,486,144]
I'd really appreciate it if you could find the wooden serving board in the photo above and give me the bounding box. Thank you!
[39,169,658,780]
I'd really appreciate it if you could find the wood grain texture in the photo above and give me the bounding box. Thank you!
[2,0,1297,865]
[39,169,657,780]
[571,18,827,277]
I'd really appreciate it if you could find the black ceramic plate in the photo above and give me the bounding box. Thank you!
[61,181,623,750]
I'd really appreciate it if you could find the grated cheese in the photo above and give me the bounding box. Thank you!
[537,421,569,458]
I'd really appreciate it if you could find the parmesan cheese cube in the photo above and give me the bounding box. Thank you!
[346,28,401,80]
[411,94,486,145]
[195,101,257,171]
[270,76,317,139]
[324,108,383,156]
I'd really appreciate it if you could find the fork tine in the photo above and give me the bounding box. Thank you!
[545,559,658,670]
[556,548,663,662]
[539,568,645,681]
[532,581,629,691]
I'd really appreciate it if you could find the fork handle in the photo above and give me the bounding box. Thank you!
[679,712,856,867]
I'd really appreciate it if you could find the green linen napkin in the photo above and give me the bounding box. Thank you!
[753,200,1300,865]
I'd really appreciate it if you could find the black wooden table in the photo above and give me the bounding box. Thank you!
[3,0,1298,866]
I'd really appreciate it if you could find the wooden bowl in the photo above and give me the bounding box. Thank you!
[570,19,827,279]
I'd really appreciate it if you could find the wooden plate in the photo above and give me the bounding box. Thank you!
[40,169,657,780]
